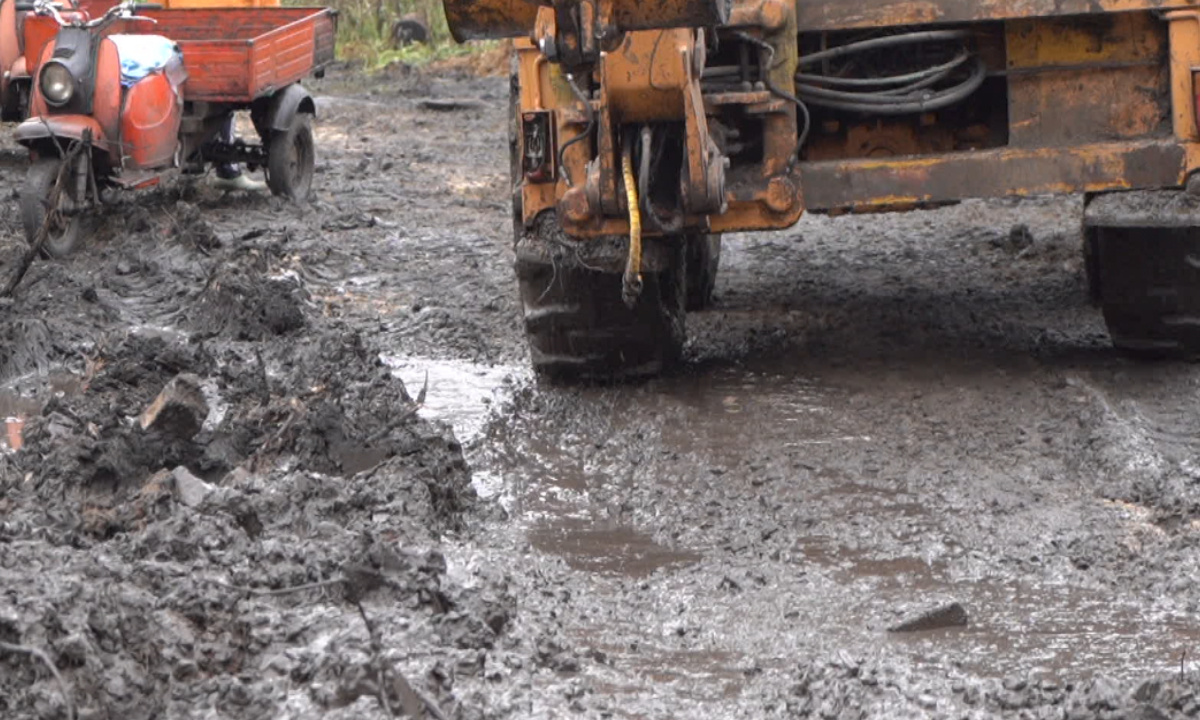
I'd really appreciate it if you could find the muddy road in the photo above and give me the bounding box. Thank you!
[4,61,1200,719]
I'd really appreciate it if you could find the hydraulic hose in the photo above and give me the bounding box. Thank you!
[794,50,970,89]
[796,56,986,115]
[621,138,643,308]
[557,73,594,187]
[792,29,985,116]
[797,30,971,67]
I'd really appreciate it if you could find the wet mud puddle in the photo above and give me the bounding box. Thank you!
[382,354,528,503]
[463,355,1200,705]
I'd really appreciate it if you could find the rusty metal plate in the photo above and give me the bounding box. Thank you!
[1005,13,1169,147]
[796,0,1200,31]
[799,139,1187,211]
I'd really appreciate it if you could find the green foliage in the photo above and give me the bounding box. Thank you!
[286,0,489,69]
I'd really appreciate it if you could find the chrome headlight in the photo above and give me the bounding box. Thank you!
[40,61,74,106]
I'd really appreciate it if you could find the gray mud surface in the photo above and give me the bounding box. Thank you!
[4,61,1200,719]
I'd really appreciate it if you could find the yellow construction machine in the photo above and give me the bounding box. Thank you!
[444,0,1200,378]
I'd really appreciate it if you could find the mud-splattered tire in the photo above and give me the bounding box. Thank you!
[21,157,85,258]
[516,246,686,381]
[267,114,315,201]
[686,234,721,311]
[1085,190,1200,357]
[508,57,685,381]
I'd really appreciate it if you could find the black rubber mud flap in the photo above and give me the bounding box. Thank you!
[1084,190,1200,357]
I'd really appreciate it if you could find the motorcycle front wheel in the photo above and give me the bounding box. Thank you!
[21,156,87,258]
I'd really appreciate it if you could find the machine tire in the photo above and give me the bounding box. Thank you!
[516,233,687,381]
[686,233,721,311]
[507,51,523,235]
[267,113,314,201]
[1084,190,1200,358]
[509,59,685,381]
[21,156,85,258]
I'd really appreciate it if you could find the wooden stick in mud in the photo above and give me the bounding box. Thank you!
[2,135,88,299]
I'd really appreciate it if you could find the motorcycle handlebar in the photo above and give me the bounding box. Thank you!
[32,0,153,28]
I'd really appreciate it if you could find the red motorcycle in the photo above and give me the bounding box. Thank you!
[14,0,336,256]
[2,0,131,120]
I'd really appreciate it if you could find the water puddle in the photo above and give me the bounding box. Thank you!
[380,354,527,503]
[884,576,1200,681]
[381,355,526,446]
[657,365,870,464]
[475,360,866,581]
[528,518,701,577]
[467,352,1200,696]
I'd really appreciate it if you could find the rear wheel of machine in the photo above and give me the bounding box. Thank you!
[515,234,687,381]
[686,233,721,311]
[21,156,85,258]
[1084,190,1200,357]
[267,114,315,201]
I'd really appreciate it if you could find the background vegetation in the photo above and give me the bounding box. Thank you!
[287,0,494,69]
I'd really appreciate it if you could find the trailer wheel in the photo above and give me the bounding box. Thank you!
[267,113,314,201]
[686,233,721,311]
[21,156,85,258]
[1084,190,1200,357]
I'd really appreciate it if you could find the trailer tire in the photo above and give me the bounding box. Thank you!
[21,157,85,258]
[267,113,314,201]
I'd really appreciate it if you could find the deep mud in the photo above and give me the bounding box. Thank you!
[4,58,1200,720]
[0,64,522,720]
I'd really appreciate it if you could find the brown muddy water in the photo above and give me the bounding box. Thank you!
[405,350,1200,710]
[408,337,1200,715]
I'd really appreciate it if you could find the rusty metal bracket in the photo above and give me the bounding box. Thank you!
[560,28,726,232]
[1166,10,1200,143]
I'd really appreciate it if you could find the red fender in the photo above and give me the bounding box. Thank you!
[14,114,108,151]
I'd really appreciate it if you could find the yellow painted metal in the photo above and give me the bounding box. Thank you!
[501,0,1200,240]
[515,38,580,227]
[1004,13,1169,147]
[444,0,730,43]
[445,0,539,43]
[1167,11,1200,142]
[798,139,1193,211]
[601,30,694,123]
[1006,13,1163,68]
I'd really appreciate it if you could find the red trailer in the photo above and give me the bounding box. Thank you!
[14,0,337,255]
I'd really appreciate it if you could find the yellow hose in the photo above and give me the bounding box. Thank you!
[621,141,643,308]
